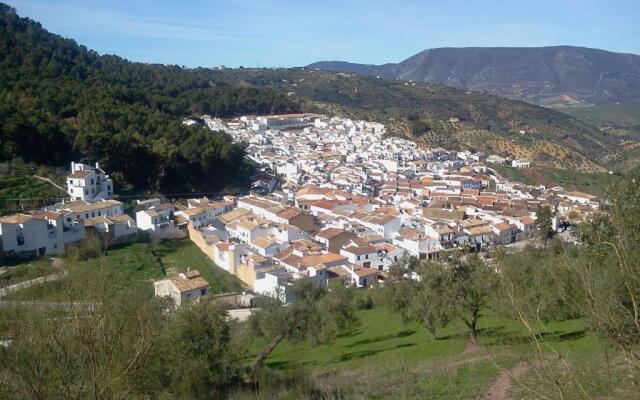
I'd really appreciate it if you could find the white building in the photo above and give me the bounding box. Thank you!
[253,268,295,303]
[154,270,210,306]
[85,215,138,243]
[66,162,114,202]
[0,211,85,258]
[511,159,531,168]
[47,199,124,227]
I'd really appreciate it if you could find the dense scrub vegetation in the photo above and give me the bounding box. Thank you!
[0,4,299,193]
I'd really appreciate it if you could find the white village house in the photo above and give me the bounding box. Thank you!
[154,270,210,306]
[66,161,114,202]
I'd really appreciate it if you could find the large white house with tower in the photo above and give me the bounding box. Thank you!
[66,161,114,202]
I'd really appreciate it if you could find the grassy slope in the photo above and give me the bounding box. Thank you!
[0,161,66,215]
[5,241,634,398]
[557,102,640,171]
[0,258,57,288]
[493,165,616,196]
[245,307,624,399]
[4,239,243,300]
[557,102,640,132]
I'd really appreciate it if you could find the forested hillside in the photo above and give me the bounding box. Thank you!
[0,3,299,193]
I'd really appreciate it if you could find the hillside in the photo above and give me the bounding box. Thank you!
[0,3,299,193]
[0,2,630,187]
[309,46,640,107]
[209,67,620,172]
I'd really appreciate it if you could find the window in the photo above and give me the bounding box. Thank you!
[98,211,101,216]
[91,179,94,185]
[200,288,207,296]
[85,213,89,218]
[357,255,361,260]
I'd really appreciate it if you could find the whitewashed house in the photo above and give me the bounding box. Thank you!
[154,270,210,306]
[66,162,114,202]
[0,211,84,258]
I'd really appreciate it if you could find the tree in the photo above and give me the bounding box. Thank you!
[381,258,448,339]
[537,205,555,248]
[575,170,640,369]
[247,279,356,383]
[384,252,497,344]
[161,301,242,399]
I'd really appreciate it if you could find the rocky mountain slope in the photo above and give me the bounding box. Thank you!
[309,46,640,106]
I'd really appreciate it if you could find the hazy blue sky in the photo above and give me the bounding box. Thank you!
[11,0,640,67]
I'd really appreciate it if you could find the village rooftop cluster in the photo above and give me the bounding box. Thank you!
[0,114,601,304]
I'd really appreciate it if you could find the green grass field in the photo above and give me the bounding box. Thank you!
[0,160,67,215]
[493,165,615,195]
[4,239,243,300]
[558,102,640,132]
[245,307,631,399]
[0,258,58,288]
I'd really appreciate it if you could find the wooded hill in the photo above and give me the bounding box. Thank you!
[0,3,299,193]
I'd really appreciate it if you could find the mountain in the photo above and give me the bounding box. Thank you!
[308,46,640,106]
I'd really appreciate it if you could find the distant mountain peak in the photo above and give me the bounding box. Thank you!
[308,46,640,106]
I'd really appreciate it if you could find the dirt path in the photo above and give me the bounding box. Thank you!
[32,174,66,192]
[463,338,480,354]
[480,361,530,400]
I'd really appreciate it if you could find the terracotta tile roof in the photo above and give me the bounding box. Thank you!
[493,222,515,231]
[316,227,347,239]
[0,214,33,224]
[61,200,122,214]
[84,216,111,226]
[108,214,133,223]
[169,276,209,293]
[32,211,62,220]
[342,245,377,256]
[353,267,379,277]
[278,209,302,220]
[68,170,94,179]
[520,216,536,225]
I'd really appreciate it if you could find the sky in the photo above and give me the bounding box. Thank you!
[10,0,640,68]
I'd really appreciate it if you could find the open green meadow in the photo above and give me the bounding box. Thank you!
[493,165,615,195]
[3,239,636,399]
[243,307,631,399]
[3,239,243,300]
